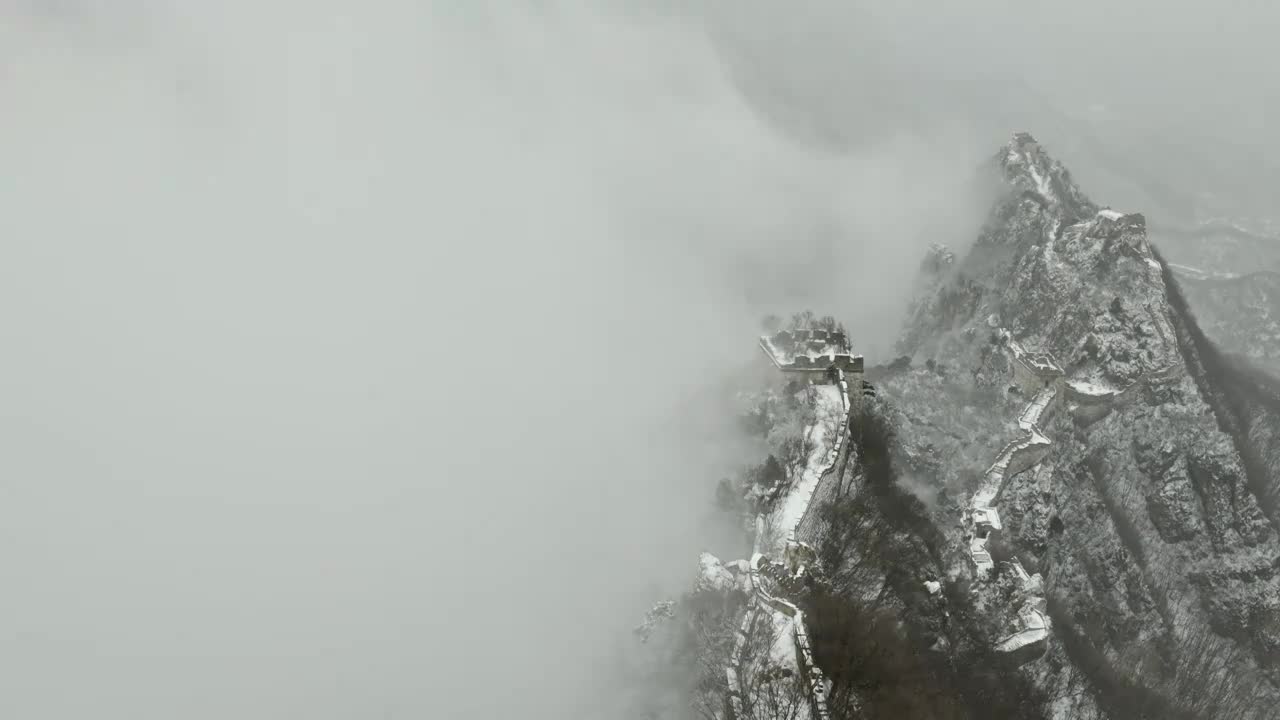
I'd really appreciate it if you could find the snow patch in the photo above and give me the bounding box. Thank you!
[767,611,798,668]
[1067,379,1117,398]
[697,553,742,594]
[995,603,1051,653]
[1021,151,1052,197]
[770,385,844,554]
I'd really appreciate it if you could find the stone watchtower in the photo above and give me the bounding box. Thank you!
[758,328,864,413]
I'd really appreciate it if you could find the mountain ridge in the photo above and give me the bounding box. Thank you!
[885,132,1280,718]
[640,133,1280,720]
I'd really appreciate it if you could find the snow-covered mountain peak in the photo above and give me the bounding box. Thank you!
[997,132,1096,219]
[881,133,1280,716]
[906,135,1181,388]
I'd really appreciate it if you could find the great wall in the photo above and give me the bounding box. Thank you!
[758,328,865,378]
[729,326,1072,716]
[965,329,1185,657]
[964,331,1061,656]
[719,319,1189,716]
[702,137,1217,715]
[722,328,862,720]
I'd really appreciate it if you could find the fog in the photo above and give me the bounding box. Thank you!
[0,2,1275,719]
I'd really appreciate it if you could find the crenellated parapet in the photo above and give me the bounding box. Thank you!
[761,333,863,373]
[769,327,850,351]
[1001,330,1064,396]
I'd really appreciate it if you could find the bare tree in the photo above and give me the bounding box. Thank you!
[816,495,893,598]
[756,512,787,557]
[1169,629,1277,720]
[816,390,847,446]
[691,610,739,720]
[777,431,817,487]
[735,614,810,720]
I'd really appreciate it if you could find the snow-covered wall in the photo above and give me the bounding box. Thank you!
[1064,362,1184,423]
[795,376,854,543]
[760,334,865,378]
[966,333,1059,654]
[724,357,855,720]
[788,380,852,545]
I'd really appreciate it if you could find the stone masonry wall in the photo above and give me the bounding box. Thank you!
[725,352,855,720]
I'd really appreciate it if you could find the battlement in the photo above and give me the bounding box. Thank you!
[768,327,850,352]
[760,334,864,378]
[1002,333,1064,396]
[1019,352,1063,377]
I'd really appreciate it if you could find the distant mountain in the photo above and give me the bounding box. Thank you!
[1176,270,1280,376]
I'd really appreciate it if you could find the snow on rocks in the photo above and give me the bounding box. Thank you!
[995,598,1051,653]
[998,133,1095,217]
[633,600,676,643]
[697,552,752,595]
[1067,379,1118,398]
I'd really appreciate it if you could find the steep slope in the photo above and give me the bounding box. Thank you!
[1175,270,1280,376]
[1152,222,1280,278]
[893,134,1280,719]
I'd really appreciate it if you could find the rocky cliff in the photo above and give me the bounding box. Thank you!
[889,133,1280,718]
[647,134,1280,720]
